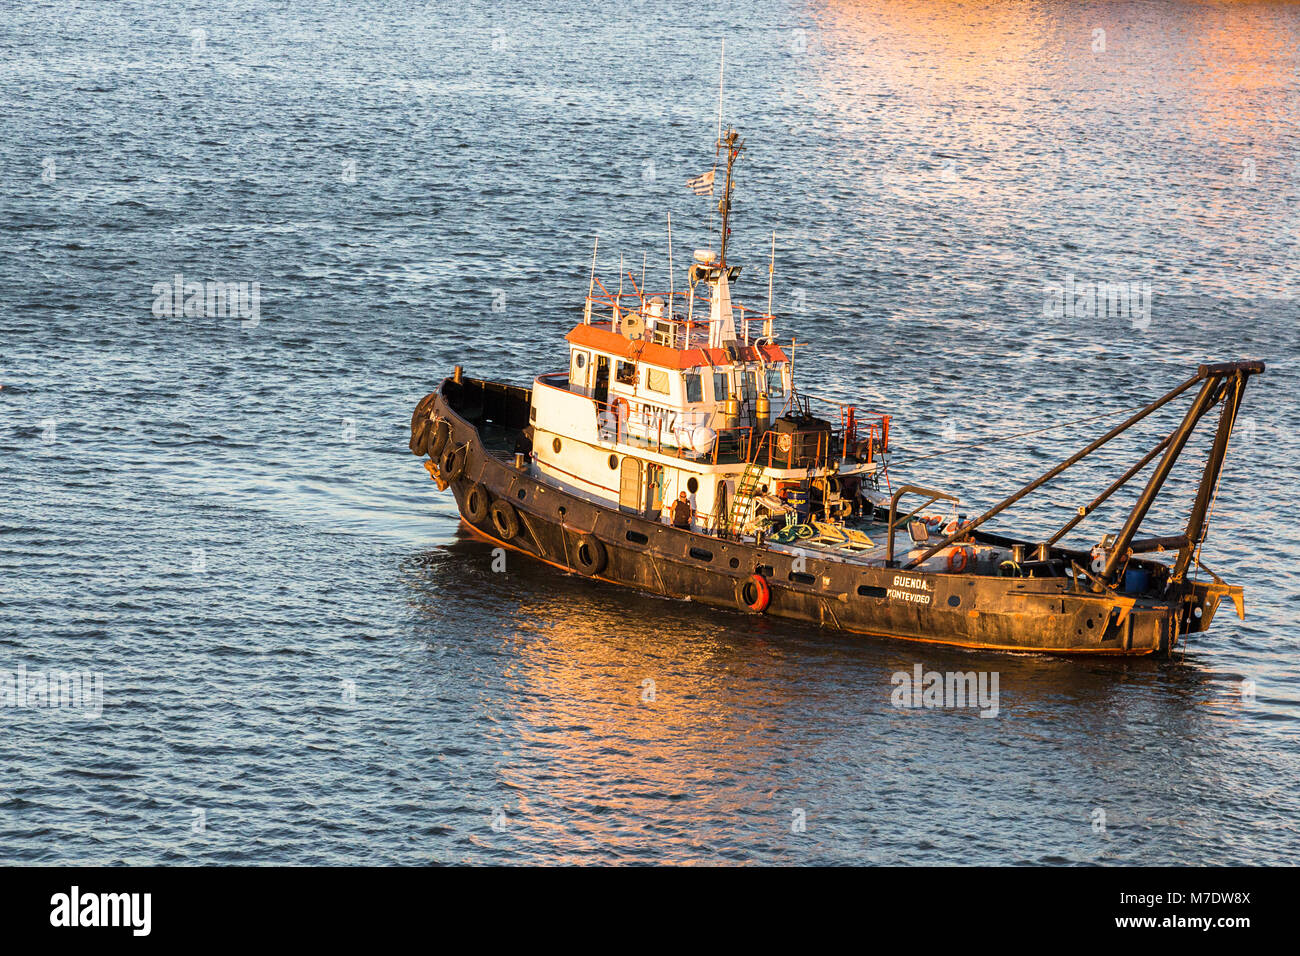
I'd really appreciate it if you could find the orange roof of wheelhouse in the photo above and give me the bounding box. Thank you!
[566,323,788,371]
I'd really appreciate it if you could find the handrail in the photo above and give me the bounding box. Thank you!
[749,422,872,472]
[711,425,753,465]
[573,381,885,473]
[591,393,755,465]
[584,288,783,352]
[780,390,891,460]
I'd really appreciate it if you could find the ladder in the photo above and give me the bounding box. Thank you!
[720,459,765,539]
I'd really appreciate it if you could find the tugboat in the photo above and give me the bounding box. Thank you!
[409,126,1263,656]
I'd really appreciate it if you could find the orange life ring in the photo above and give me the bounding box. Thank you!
[947,546,972,573]
[738,573,771,613]
[607,397,631,439]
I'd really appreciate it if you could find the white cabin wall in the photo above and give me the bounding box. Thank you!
[532,378,601,444]
[532,429,622,507]
[531,425,739,532]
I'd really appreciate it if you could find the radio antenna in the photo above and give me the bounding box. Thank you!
[667,212,675,332]
[710,42,725,248]
[716,40,725,147]
[584,235,598,325]
[766,231,775,339]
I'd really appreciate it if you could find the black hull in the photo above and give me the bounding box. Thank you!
[422,378,1233,657]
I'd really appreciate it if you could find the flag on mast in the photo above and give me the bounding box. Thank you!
[686,169,715,196]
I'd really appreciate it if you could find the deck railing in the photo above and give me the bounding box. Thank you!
[583,274,777,348]
[541,371,891,471]
[782,391,891,462]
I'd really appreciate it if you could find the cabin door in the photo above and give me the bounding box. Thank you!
[715,479,729,534]
[619,457,642,514]
[594,356,610,406]
[570,350,589,391]
[645,464,665,519]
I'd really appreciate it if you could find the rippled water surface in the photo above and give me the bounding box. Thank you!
[3,0,1299,864]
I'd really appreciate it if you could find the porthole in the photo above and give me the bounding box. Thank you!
[947,594,961,607]
[689,547,714,562]
[553,437,562,453]
[517,489,526,500]
[626,530,648,545]
[557,506,567,517]
[687,477,699,493]
[608,454,618,470]
[729,557,740,569]
[576,352,586,369]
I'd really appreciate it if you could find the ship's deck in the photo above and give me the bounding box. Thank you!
[759,517,977,570]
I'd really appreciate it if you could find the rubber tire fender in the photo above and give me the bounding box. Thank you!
[465,483,491,525]
[440,443,467,482]
[426,418,451,460]
[489,499,521,540]
[737,573,771,613]
[411,392,438,432]
[573,534,607,576]
[410,417,430,455]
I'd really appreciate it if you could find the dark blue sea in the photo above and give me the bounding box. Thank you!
[2,0,1298,864]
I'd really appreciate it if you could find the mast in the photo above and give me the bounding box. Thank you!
[717,128,744,268]
[710,41,724,248]
[584,235,598,325]
[766,230,775,340]
[667,212,674,338]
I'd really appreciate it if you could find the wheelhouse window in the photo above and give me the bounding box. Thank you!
[685,372,703,403]
[646,367,671,395]
[713,370,730,403]
[616,360,637,386]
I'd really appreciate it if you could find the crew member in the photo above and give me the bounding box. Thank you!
[670,491,693,530]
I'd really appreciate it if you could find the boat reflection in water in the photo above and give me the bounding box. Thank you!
[398,530,1256,864]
